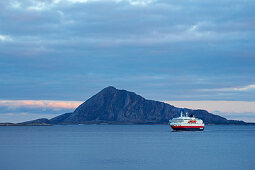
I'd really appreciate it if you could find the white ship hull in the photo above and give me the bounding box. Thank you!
[169,112,204,131]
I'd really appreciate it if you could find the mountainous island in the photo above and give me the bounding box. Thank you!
[1,86,247,126]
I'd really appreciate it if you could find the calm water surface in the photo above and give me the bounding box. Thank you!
[0,125,254,170]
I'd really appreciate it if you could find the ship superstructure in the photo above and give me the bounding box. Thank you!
[169,112,204,131]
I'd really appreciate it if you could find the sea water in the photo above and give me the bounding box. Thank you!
[0,125,254,170]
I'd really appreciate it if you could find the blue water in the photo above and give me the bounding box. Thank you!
[0,125,254,170]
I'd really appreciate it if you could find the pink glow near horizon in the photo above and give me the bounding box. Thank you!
[164,101,255,114]
[0,100,83,109]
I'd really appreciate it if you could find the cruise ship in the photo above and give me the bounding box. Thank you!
[169,112,204,131]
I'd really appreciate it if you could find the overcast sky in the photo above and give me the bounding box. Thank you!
[0,0,255,122]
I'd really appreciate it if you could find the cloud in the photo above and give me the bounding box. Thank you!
[201,84,255,92]
[0,0,255,102]
[9,1,21,8]
[165,101,255,113]
[0,34,12,41]
[225,84,255,91]
[0,35,6,41]
[27,1,47,11]
[0,100,83,123]
[0,100,82,110]
[65,0,156,5]
[16,0,157,11]
[164,101,255,122]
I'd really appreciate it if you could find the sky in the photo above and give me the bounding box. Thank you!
[0,0,255,122]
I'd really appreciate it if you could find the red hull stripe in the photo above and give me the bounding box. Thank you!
[171,126,204,128]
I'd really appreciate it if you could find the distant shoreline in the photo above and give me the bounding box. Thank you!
[1,122,255,126]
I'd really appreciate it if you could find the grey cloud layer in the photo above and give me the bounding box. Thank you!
[1,0,255,101]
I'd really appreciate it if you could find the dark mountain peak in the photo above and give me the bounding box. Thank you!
[98,86,139,97]
[92,86,118,98]
[98,86,118,95]
[89,86,144,104]
[103,86,117,91]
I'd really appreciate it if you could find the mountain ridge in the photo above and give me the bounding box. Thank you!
[17,86,247,125]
